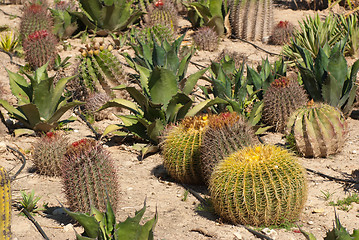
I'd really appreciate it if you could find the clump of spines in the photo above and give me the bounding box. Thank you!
[84,92,111,121]
[286,102,347,158]
[146,0,179,32]
[32,132,68,177]
[262,77,308,132]
[200,112,259,184]
[20,0,53,40]
[22,29,58,69]
[161,115,208,184]
[62,138,119,213]
[229,0,274,42]
[209,145,308,226]
[270,21,294,45]
[0,166,11,240]
[192,26,220,52]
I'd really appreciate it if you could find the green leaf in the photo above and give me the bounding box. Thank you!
[7,69,32,104]
[99,99,143,115]
[165,93,193,122]
[181,67,208,95]
[148,67,178,105]
[47,101,84,125]
[147,119,164,143]
[18,104,40,128]
[185,98,228,117]
[206,16,224,36]
[0,99,27,122]
[64,208,100,238]
[14,128,35,137]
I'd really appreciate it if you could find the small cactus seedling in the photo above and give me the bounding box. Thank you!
[209,145,308,226]
[192,26,220,52]
[0,166,11,240]
[62,139,119,213]
[286,101,347,158]
[32,132,68,177]
[200,112,259,184]
[262,76,308,132]
[161,115,209,184]
[22,29,58,69]
[270,20,294,45]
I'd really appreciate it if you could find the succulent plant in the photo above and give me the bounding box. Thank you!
[146,0,179,32]
[20,1,53,40]
[262,77,308,132]
[161,115,209,184]
[286,101,347,158]
[270,20,294,45]
[84,92,111,121]
[50,0,78,40]
[200,112,259,184]
[229,0,274,42]
[209,145,308,226]
[136,24,176,45]
[192,26,219,52]
[0,166,11,240]
[23,29,58,70]
[62,139,119,213]
[65,199,157,240]
[32,132,68,177]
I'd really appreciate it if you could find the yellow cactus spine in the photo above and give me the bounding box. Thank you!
[0,166,11,240]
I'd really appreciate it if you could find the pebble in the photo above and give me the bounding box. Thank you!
[0,142,6,153]
[233,231,243,239]
[352,150,357,154]
[312,208,325,213]
[74,129,79,133]
[52,208,66,215]
[308,221,314,225]
[63,223,73,232]
[262,228,277,237]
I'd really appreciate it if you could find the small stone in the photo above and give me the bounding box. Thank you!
[52,208,66,215]
[127,187,133,191]
[74,129,79,133]
[63,223,73,232]
[308,221,314,225]
[312,208,324,213]
[352,150,357,154]
[233,231,243,240]
[0,142,6,153]
[262,228,277,236]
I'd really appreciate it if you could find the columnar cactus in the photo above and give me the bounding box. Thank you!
[200,112,259,184]
[270,20,294,45]
[161,115,208,184]
[0,166,11,240]
[32,132,68,177]
[22,29,58,69]
[62,139,119,213]
[229,0,274,42]
[286,101,347,158]
[262,77,308,132]
[192,26,220,52]
[209,145,307,226]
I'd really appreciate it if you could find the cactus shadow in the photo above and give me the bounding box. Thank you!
[350,109,359,120]
[42,206,74,225]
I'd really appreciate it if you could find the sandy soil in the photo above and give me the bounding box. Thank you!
[0,3,358,240]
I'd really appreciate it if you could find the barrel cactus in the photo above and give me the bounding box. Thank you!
[0,166,11,240]
[270,20,294,45]
[262,76,308,132]
[229,0,274,42]
[161,115,208,184]
[146,0,178,32]
[32,132,68,177]
[192,26,220,52]
[200,112,259,184]
[209,145,308,226]
[62,139,119,213]
[286,101,347,158]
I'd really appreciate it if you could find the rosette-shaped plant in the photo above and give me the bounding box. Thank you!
[286,101,347,158]
[161,115,208,184]
[209,145,307,226]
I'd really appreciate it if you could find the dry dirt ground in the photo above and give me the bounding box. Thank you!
[0,3,358,240]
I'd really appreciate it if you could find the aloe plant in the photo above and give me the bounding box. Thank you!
[0,63,84,135]
[295,40,359,116]
[65,200,157,240]
[71,0,143,35]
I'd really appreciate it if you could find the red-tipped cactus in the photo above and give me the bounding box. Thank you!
[62,139,119,213]
[270,20,294,45]
[23,29,58,69]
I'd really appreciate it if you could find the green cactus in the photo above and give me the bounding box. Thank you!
[78,42,129,99]
[65,199,157,240]
[200,112,259,184]
[50,0,78,40]
[20,1,53,40]
[209,145,308,226]
[62,139,119,213]
[262,77,308,133]
[32,132,68,177]
[146,0,179,32]
[161,115,209,184]
[136,24,176,45]
[192,26,220,52]
[229,0,274,42]
[0,166,11,240]
[270,20,294,45]
[23,29,58,70]
[286,102,347,158]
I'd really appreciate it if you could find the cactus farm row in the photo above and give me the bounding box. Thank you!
[0,0,358,239]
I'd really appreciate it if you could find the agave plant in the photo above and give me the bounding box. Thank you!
[0,31,19,53]
[0,63,84,135]
[64,200,157,240]
[71,0,143,35]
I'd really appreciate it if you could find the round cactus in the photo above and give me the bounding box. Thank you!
[192,26,220,52]
[146,0,178,32]
[200,112,259,184]
[161,115,208,184]
[270,21,294,45]
[84,92,111,121]
[23,29,58,69]
[62,139,119,213]
[286,101,347,158]
[32,132,68,177]
[209,145,308,226]
[0,166,11,240]
[262,77,308,133]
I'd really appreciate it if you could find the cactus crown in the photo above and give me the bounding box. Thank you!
[27,29,49,41]
[207,112,241,129]
[270,76,290,88]
[180,115,208,130]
